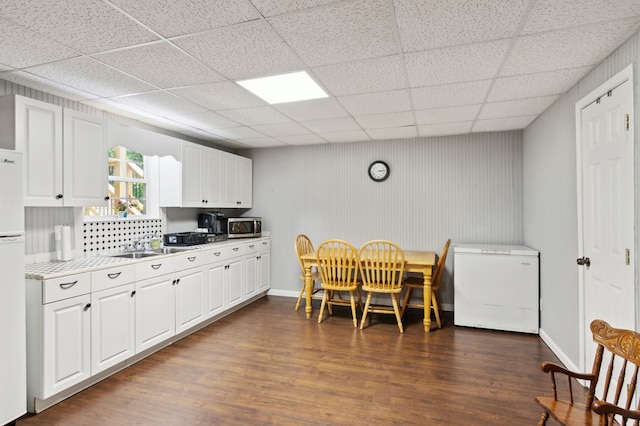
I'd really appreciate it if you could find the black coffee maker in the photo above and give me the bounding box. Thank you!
[198,212,227,234]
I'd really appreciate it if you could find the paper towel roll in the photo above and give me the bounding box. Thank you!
[54,225,63,261]
[61,225,72,261]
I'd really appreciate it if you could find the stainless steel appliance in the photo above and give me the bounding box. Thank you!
[198,212,226,234]
[226,217,262,239]
[164,232,208,246]
[0,149,26,424]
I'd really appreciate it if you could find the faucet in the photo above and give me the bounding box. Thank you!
[131,234,161,252]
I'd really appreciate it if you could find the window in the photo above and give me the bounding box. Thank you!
[85,146,154,219]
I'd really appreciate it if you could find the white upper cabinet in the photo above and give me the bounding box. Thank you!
[0,95,107,207]
[221,151,252,208]
[63,109,108,206]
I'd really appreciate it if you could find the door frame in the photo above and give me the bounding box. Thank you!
[575,63,635,373]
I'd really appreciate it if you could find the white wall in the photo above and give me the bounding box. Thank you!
[523,30,640,367]
[244,132,524,308]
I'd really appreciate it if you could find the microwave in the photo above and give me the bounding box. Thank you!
[226,217,262,239]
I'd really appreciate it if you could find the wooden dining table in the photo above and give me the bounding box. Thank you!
[300,250,437,332]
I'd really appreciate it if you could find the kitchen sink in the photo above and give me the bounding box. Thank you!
[111,251,163,259]
[150,246,195,254]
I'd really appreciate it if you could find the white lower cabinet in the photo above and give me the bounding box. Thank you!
[135,274,176,354]
[91,283,135,374]
[175,266,206,334]
[42,294,91,398]
[227,257,244,308]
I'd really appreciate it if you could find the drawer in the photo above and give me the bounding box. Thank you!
[174,251,206,270]
[257,239,270,251]
[242,241,260,255]
[207,246,229,263]
[92,264,135,292]
[135,256,175,282]
[43,272,91,304]
[227,244,244,259]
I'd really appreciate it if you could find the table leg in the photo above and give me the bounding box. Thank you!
[423,269,432,332]
[304,265,312,319]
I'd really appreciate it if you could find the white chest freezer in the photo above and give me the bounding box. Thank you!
[454,244,539,334]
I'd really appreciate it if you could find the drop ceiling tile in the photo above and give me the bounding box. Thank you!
[502,18,640,76]
[415,105,482,125]
[301,116,361,133]
[0,70,98,101]
[251,122,310,137]
[367,126,417,140]
[472,116,537,132]
[170,81,266,110]
[26,57,157,98]
[0,0,158,54]
[208,126,265,140]
[411,80,492,109]
[268,0,397,66]
[338,89,412,116]
[276,133,328,145]
[273,98,348,121]
[166,111,239,130]
[418,122,473,137]
[232,137,287,148]
[217,106,291,126]
[0,65,13,72]
[110,0,260,37]
[319,130,370,143]
[93,42,224,89]
[479,96,559,120]
[312,55,406,96]
[173,20,304,80]
[523,0,640,35]
[0,18,78,68]
[112,91,207,117]
[250,0,337,17]
[488,67,592,101]
[405,40,509,87]
[354,112,415,130]
[394,0,528,52]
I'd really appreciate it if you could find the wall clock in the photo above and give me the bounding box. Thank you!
[368,160,390,182]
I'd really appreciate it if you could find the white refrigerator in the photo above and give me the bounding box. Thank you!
[0,149,26,424]
[454,244,539,334]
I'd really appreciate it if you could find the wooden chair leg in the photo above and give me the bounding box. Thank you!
[349,291,358,328]
[537,411,549,426]
[391,293,404,333]
[294,282,305,311]
[432,293,441,328]
[401,287,413,317]
[359,293,373,330]
[317,292,328,324]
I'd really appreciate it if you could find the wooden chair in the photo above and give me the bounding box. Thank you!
[400,239,451,328]
[359,240,406,333]
[535,319,640,425]
[315,239,362,327]
[294,234,323,311]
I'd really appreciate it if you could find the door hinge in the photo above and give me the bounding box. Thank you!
[626,248,630,265]
[625,114,630,131]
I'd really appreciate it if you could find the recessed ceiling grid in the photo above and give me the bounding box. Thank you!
[0,0,638,148]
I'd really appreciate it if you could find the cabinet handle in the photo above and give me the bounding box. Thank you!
[249,245,255,248]
[176,278,180,285]
[236,201,241,204]
[233,247,239,252]
[262,242,267,245]
[56,194,63,199]
[225,265,230,270]
[257,256,261,260]
[214,252,221,256]
[131,290,136,297]
[151,264,162,269]
[84,303,91,311]
[107,272,121,279]
[187,256,196,262]
[104,196,110,201]
[59,280,78,289]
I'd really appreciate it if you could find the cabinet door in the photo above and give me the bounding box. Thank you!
[42,294,91,398]
[226,257,244,308]
[14,97,64,206]
[135,275,176,353]
[182,143,206,207]
[237,156,252,208]
[91,283,135,375]
[205,149,222,206]
[175,267,205,334]
[205,262,226,318]
[244,255,258,299]
[63,109,108,206]
[259,251,271,293]
[221,152,238,207]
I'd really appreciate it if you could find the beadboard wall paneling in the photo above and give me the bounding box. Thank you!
[523,30,640,367]
[244,131,524,307]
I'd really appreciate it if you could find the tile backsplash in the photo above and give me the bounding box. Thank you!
[82,218,163,255]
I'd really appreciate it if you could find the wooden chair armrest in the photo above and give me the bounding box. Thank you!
[540,361,595,381]
[592,400,640,420]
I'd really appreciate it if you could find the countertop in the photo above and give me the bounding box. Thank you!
[25,238,269,280]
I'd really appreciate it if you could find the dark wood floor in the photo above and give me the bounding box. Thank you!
[18,296,563,425]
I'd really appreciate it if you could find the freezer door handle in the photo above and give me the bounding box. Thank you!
[577,257,591,267]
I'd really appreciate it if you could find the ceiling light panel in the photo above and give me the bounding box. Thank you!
[236,71,328,104]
